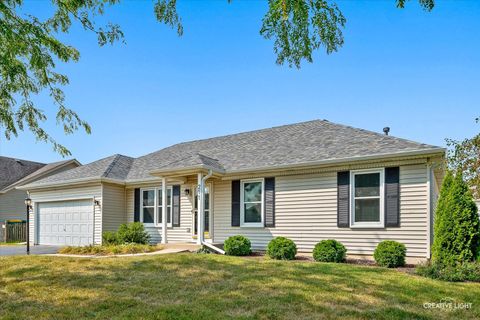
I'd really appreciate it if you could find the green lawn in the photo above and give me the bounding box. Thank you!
[0,253,479,320]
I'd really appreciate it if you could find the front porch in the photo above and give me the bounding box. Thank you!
[135,160,225,251]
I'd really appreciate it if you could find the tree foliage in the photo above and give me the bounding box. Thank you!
[446,118,480,199]
[432,170,479,265]
[1,0,435,155]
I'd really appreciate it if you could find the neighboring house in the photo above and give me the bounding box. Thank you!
[20,120,445,263]
[0,157,80,222]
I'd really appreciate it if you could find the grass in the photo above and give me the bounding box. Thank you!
[0,254,479,319]
[58,243,163,256]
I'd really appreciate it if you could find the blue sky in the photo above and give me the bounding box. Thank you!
[3,0,479,164]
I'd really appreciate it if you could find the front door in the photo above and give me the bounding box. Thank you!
[193,185,210,238]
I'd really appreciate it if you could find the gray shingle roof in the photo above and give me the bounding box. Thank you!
[0,157,45,190]
[25,120,444,187]
[126,120,442,179]
[1,159,79,192]
[27,154,133,186]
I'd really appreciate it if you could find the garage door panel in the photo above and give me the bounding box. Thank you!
[37,199,93,246]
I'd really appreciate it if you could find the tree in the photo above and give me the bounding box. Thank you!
[1,0,435,156]
[446,117,480,199]
[432,170,479,265]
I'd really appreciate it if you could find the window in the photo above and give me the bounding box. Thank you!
[142,190,155,224]
[140,187,172,227]
[240,179,264,227]
[158,188,172,226]
[351,169,384,228]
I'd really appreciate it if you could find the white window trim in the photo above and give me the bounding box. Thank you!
[350,168,385,228]
[240,178,265,228]
[140,186,173,228]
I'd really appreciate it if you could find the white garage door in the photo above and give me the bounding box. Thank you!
[37,199,94,246]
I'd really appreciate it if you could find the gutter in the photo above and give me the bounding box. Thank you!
[16,147,445,191]
[17,177,126,191]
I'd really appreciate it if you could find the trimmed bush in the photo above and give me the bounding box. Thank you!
[267,237,297,260]
[102,231,120,245]
[416,261,480,282]
[313,240,346,263]
[374,240,406,268]
[432,170,480,265]
[224,235,251,256]
[117,222,150,244]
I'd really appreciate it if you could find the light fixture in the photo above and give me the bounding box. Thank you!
[94,199,100,206]
[24,197,32,208]
[184,188,190,196]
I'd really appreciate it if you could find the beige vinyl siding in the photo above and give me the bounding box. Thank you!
[213,163,429,261]
[29,184,102,245]
[102,183,127,232]
[126,184,194,243]
[0,189,27,221]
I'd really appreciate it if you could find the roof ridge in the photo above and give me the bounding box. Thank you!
[0,155,45,166]
[138,119,326,159]
[102,154,134,178]
[196,153,219,162]
[321,121,438,147]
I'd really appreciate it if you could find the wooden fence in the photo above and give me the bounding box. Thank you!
[0,222,5,242]
[2,220,27,243]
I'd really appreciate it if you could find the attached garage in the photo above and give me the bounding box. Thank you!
[36,199,94,246]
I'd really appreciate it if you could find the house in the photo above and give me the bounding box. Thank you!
[19,120,445,263]
[0,156,80,222]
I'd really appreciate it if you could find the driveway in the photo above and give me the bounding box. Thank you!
[0,245,61,256]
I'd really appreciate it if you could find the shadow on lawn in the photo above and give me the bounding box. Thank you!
[0,254,479,320]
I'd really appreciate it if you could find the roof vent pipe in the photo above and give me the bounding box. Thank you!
[383,127,390,136]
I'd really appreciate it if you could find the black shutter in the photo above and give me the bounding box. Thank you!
[172,185,181,227]
[385,167,400,227]
[231,180,240,227]
[264,177,275,227]
[337,171,350,228]
[134,188,140,222]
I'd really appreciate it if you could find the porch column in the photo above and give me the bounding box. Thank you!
[197,172,204,244]
[161,177,167,244]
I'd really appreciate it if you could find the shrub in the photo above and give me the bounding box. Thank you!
[313,240,346,263]
[224,235,251,256]
[416,261,480,282]
[432,170,480,265]
[267,237,297,260]
[374,241,406,268]
[102,231,120,245]
[117,222,150,244]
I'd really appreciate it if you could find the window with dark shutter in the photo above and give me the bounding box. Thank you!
[385,167,400,227]
[231,180,240,227]
[264,177,275,227]
[337,171,350,228]
[172,185,181,227]
[134,188,140,222]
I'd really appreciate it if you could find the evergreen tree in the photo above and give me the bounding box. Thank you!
[432,170,479,265]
